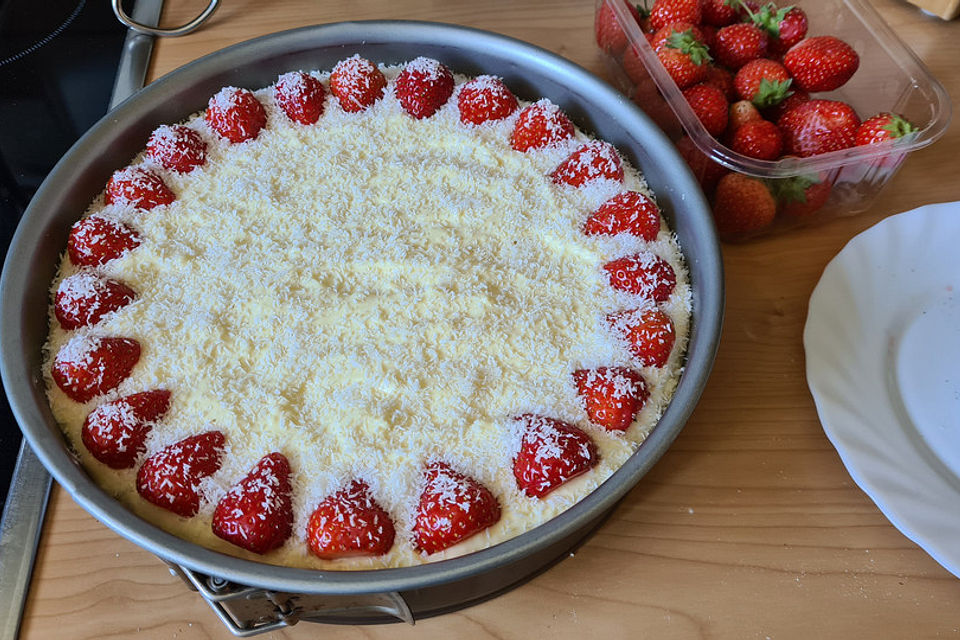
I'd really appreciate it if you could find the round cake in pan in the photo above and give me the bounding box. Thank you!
[43,55,691,570]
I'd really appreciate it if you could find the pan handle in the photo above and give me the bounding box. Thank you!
[111,0,220,37]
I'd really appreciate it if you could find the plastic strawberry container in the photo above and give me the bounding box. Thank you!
[595,0,951,240]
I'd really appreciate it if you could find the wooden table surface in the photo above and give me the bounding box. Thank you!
[18,0,960,638]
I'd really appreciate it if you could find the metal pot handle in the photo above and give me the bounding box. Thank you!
[111,0,220,37]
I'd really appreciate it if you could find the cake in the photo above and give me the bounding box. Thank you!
[43,55,691,569]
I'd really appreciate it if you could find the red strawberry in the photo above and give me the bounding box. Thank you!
[147,125,207,174]
[329,55,387,113]
[136,430,225,517]
[67,215,141,267]
[765,88,809,122]
[711,172,776,237]
[728,99,763,132]
[413,461,501,554]
[700,0,738,26]
[682,83,729,136]
[703,65,737,102]
[573,367,649,432]
[774,175,832,217]
[510,100,575,152]
[584,191,661,240]
[854,112,917,146]
[54,271,136,330]
[778,99,860,157]
[52,335,140,403]
[622,44,650,86]
[783,36,859,93]
[603,252,677,301]
[676,135,729,194]
[650,23,706,51]
[212,452,294,554]
[205,87,267,143]
[104,167,175,210]
[394,57,455,120]
[729,119,783,160]
[656,34,712,89]
[306,479,396,559]
[734,59,792,108]
[457,75,519,125]
[274,71,326,125]
[608,308,677,367]
[766,6,808,55]
[551,141,624,187]
[596,0,643,55]
[81,389,171,469]
[713,23,768,69]
[649,0,702,31]
[513,415,599,498]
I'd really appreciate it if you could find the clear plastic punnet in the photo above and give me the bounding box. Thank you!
[595,0,951,240]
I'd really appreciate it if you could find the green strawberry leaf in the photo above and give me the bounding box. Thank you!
[882,114,918,138]
[751,78,793,109]
[666,30,713,65]
[752,2,792,37]
[770,174,819,204]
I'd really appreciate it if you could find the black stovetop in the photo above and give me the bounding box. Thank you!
[0,0,130,508]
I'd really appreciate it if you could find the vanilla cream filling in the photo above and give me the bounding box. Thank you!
[44,65,691,569]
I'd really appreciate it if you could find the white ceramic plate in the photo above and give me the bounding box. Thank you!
[804,202,960,578]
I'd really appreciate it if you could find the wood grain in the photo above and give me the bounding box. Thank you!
[18,0,960,638]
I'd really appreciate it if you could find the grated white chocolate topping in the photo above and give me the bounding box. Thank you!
[43,62,691,569]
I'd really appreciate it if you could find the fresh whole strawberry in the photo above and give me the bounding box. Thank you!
[55,271,136,330]
[768,6,808,55]
[584,191,661,240]
[394,57,455,120]
[855,112,917,146]
[136,430,225,517]
[730,119,783,160]
[783,36,859,93]
[604,252,677,301]
[510,100,575,152]
[413,461,501,554]
[728,99,763,132]
[676,135,729,194]
[622,44,650,87]
[457,75,519,125]
[147,125,206,174]
[513,414,599,498]
[551,141,624,187]
[52,335,141,403]
[711,172,776,236]
[773,174,832,217]
[82,389,171,469]
[650,0,702,31]
[274,71,326,125]
[607,307,677,367]
[67,216,141,267]
[573,367,649,432]
[306,479,396,559]
[682,83,729,137]
[105,167,175,210]
[713,23,769,69]
[212,452,294,554]
[205,87,267,143]
[329,55,387,113]
[765,88,809,122]
[734,59,792,109]
[778,99,861,157]
[703,65,737,102]
[656,33,712,89]
[650,23,706,50]
[596,0,643,55]
[700,0,739,26]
